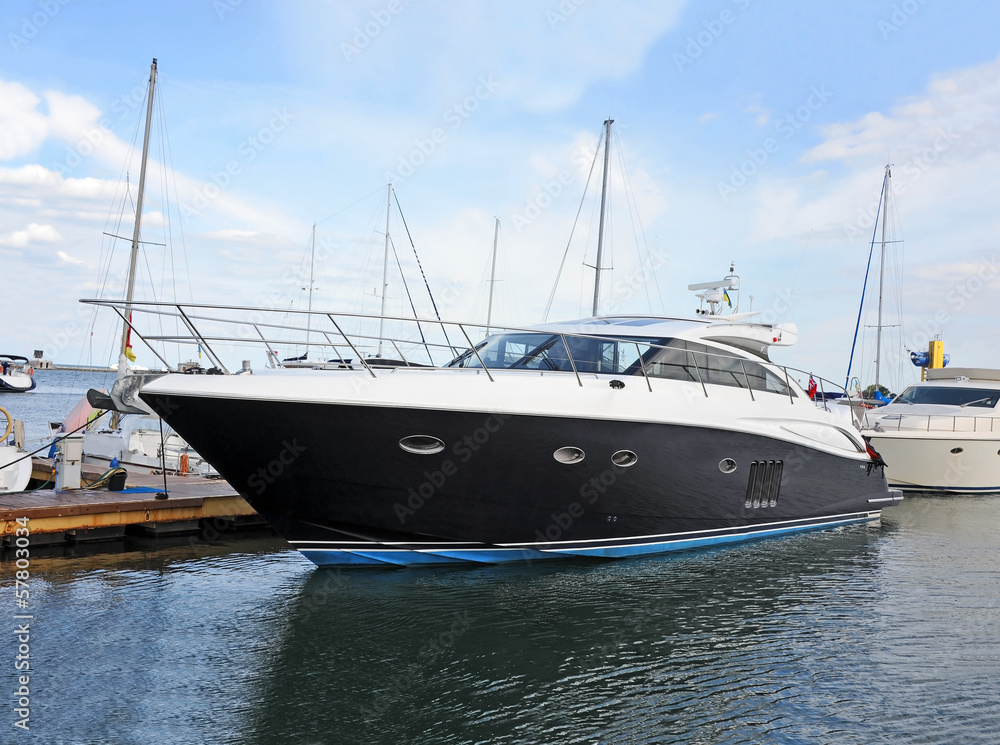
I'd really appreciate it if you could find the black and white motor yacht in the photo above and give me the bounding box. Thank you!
[82,290,903,566]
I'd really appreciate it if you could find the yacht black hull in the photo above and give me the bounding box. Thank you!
[140,391,893,566]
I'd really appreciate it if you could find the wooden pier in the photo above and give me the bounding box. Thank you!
[1,459,261,545]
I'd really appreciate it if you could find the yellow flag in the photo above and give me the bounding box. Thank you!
[125,347,136,362]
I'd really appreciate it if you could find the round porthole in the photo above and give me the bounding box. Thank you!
[611,450,638,467]
[950,447,964,455]
[553,446,585,464]
[719,458,738,474]
[399,435,446,455]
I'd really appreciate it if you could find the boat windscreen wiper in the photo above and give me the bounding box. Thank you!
[960,397,993,408]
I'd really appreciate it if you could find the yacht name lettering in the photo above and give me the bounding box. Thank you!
[247,439,307,494]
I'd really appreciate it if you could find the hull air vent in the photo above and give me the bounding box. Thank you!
[744,460,783,509]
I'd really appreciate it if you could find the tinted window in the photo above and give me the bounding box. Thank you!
[448,333,792,396]
[894,386,999,407]
[448,333,665,373]
[646,340,793,396]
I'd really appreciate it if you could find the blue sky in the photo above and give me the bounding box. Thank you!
[2,0,1000,391]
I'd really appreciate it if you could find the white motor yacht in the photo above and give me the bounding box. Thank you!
[862,367,1000,493]
[0,355,36,393]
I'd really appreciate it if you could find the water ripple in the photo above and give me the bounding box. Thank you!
[9,498,1000,743]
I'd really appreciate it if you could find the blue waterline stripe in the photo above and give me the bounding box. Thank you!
[298,513,881,566]
[890,482,1000,493]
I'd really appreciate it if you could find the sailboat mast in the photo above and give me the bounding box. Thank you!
[591,118,613,317]
[306,222,316,355]
[875,164,890,392]
[118,57,157,376]
[378,182,392,356]
[486,217,500,334]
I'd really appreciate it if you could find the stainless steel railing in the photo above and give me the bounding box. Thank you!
[81,299,844,405]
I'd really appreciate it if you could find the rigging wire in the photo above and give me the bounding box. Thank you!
[782,229,812,328]
[844,171,886,390]
[156,82,192,364]
[613,128,664,314]
[388,235,433,363]
[542,123,604,322]
[393,190,456,353]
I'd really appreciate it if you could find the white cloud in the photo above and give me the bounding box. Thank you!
[0,222,62,246]
[803,55,1000,166]
[746,56,1000,246]
[201,229,265,241]
[57,250,86,266]
[0,80,49,160]
[283,1,688,113]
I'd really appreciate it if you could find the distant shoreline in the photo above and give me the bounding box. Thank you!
[36,365,168,373]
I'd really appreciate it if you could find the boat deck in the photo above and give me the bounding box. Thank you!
[1,459,259,544]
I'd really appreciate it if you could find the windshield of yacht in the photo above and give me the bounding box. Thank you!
[893,386,1000,407]
[447,333,662,373]
[447,333,794,396]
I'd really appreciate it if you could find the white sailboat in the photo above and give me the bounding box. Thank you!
[850,165,1000,492]
[78,59,216,478]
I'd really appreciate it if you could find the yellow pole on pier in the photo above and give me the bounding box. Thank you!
[922,339,945,381]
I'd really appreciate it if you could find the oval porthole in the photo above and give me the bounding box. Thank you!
[553,446,585,464]
[611,450,638,467]
[950,447,964,455]
[719,458,737,474]
[399,435,446,455]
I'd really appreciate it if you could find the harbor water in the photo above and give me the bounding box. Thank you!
[2,374,999,743]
